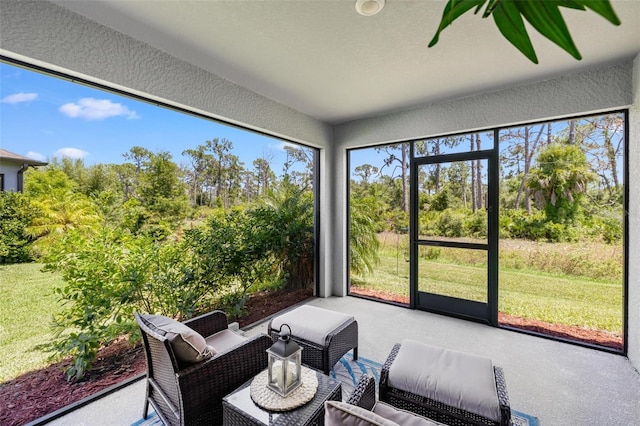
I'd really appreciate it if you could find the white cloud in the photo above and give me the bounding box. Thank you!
[273,141,297,151]
[59,97,139,121]
[54,148,89,159]
[26,151,47,162]
[1,92,38,104]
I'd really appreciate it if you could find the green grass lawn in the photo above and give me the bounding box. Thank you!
[0,263,63,382]
[353,236,624,335]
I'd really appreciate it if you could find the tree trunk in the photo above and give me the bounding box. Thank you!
[471,136,476,213]
[475,134,482,210]
[568,120,576,145]
[401,143,409,212]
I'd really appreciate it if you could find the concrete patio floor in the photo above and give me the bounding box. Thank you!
[42,296,640,425]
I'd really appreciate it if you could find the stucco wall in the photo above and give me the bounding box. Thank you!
[335,61,633,148]
[0,162,20,191]
[628,54,640,371]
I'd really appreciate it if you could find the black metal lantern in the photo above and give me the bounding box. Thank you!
[266,324,302,397]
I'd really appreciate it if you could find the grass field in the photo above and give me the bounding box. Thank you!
[352,234,624,335]
[0,263,63,382]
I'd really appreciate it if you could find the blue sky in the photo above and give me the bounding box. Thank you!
[0,62,301,174]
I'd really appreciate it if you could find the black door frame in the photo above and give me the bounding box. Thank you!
[409,141,499,325]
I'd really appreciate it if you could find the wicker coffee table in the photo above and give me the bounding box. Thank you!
[222,368,342,425]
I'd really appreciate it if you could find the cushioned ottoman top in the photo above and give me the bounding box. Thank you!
[388,339,501,422]
[270,305,354,346]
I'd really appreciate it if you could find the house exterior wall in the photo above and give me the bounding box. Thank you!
[0,161,21,192]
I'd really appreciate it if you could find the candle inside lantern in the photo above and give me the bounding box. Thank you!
[270,360,297,388]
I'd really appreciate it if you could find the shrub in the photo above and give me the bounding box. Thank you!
[41,228,212,380]
[464,209,487,237]
[0,192,37,264]
[436,210,465,237]
[419,247,441,260]
[500,210,547,241]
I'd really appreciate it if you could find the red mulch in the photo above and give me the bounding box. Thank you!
[0,287,313,426]
[349,287,623,350]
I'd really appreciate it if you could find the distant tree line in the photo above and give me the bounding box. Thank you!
[350,113,624,257]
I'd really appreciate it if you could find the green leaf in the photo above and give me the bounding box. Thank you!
[429,0,487,47]
[555,1,588,12]
[491,1,538,63]
[429,0,620,63]
[514,0,582,60]
[580,0,621,25]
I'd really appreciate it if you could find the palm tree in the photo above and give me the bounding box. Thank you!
[350,197,381,276]
[526,143,595,223]
[26,190,101,255]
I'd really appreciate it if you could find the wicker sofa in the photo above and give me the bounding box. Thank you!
[134,311,272,426]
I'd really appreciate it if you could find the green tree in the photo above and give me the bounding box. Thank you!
[376,143,409,212]
[121,147,189,238]
[24,167,76,197]
[139,150,188,220]
[282,145,314,189]
[527,143,595,223]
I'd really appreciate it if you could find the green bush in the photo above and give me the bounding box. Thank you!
[585,214,623,244]
[430,188,450,211]
[0,192,37,264]
[464,209,487,237]
[436,210,465,237]
[41,228,214,380]
[42,229,146,381]
[39,181,316,380]
[419,247,441,260]
[500,210,547,241]
[418,210,439,236]
[543,222,579,242]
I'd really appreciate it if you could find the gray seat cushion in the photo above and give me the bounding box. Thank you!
[324,401,443,426]
[325,400,399,426]
[205,328,247,353]
[388,339,501,422]
[270,305,353,345]
[373,401,443,426]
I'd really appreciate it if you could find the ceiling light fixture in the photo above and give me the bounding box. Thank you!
[355,0,385,16]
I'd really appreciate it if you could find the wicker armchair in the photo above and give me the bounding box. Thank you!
[325,375,446,426]
[345,374,377,410]
[134,311,272,426]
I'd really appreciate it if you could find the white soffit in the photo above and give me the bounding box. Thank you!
[51,0,640,124]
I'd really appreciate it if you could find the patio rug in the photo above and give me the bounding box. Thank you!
[131,352,538,425]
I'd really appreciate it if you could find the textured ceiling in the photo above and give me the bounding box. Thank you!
[52,0,640,124]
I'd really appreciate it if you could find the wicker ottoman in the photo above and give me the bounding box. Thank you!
[380,340,511,426]
[268,305,358,375]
